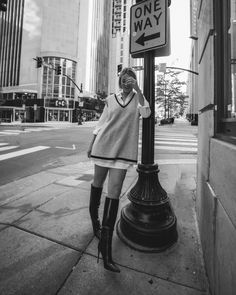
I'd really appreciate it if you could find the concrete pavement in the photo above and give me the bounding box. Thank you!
[0,120,210,295]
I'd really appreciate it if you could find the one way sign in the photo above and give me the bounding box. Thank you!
[130,0,167,56]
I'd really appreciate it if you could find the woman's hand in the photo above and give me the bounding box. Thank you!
[87,135,96,158]
[125,77,138,91]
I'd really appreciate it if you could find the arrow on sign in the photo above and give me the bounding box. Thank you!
[135,32,161,46]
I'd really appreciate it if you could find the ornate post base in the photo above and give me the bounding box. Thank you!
[117,164,178,252]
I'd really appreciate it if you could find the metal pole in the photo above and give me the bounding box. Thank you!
[141,51,155,164]
[116,0,177,252]
[117,51,178,252]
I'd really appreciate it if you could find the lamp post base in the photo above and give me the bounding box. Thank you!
[117,164,178,252]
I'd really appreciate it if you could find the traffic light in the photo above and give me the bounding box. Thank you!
[56,65,62,75]
[0,0,7,12]
[36,57,42,68]
[117,64,122,75]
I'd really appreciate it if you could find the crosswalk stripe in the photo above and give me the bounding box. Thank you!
[158,159,197,165]
[0,145,19,152]
[139,140,198,146]
[156,132,196,138]
[138,144,197,152]
[154,145,197,152]
[155,141,197,146]
[26,128,48,132]
[154,137,197,142]
[0,131,19,135]
[3,129,30,133]
[0,146,50,161]
[0,127,57,136]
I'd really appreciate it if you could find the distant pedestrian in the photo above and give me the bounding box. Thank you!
[87,67,151,273]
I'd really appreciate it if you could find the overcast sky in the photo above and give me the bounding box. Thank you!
[158,0,191,69]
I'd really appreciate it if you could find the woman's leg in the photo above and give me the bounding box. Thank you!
[98,168,127,273]
[89,165,109,238]
[93,164,109,188]
[107,168,127,199]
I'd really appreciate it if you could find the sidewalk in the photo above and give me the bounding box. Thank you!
[0,126,210,295]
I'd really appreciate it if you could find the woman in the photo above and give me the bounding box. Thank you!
[87,67,151,273]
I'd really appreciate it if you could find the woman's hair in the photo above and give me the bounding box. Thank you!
[118,67,137,88]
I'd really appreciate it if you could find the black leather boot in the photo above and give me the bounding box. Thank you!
[89,184,103,239]
[97,197,120,273]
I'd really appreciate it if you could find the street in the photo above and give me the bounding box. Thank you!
[0,118,198,188]
[0,123,92,186]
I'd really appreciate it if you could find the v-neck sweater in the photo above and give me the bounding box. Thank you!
[90,91,149,166]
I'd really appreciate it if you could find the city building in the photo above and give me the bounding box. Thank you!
[77,0,111,99]
[189,0,236,294]
[0,0,110,123]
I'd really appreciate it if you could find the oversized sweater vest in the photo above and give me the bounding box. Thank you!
[91,93,140,164]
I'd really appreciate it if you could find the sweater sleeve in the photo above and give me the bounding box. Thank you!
[93,104,108,135]
[138,97,151,118]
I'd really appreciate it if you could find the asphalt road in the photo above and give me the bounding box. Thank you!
[0,119,198,187]
[0,124,92,186]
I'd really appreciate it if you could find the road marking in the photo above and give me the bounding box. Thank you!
[138,144,197,152]
[157,159,197,165]
[156,141,197,146]
[154,145,197,152]
[140,140,197,146]
[26,128,55,132]
[0,131,19,135]
[0,145,19,152]
[0,127,58,136]
[156,132,196,138]
[0,143,8,146]
[55,144,76,150]
[0,146,50,161]
[154,137,197,142]
[3,129,30,133]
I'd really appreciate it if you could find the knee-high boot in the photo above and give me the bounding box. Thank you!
[97,197,120,273]
[89,184,103,239]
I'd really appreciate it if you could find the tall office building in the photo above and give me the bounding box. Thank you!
[77,0,111,98]
[0,0,111,123]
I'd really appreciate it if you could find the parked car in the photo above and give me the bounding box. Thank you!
[159,117,175,125]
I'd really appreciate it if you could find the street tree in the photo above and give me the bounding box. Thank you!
[155,70,188,118]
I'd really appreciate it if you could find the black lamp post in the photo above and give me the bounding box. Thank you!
[116,0,177,252]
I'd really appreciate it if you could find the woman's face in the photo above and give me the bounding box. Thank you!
[120,74,134,94]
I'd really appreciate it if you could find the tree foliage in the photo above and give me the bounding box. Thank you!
[156,70,189,117]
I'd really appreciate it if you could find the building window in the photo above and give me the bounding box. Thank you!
[42,57,76,101]
[215,0,236,140]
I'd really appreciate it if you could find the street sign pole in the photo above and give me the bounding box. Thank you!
[117,0,177,252]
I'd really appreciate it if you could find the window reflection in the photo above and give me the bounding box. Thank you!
[41,57,76,101]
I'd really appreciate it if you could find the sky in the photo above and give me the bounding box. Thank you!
[157,0,191,70]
